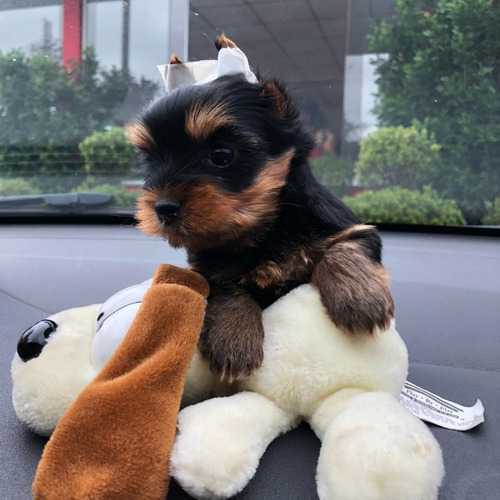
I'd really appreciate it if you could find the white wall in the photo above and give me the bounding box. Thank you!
[342,53,384,142]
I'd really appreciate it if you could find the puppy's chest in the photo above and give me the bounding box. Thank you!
[202,238,329,287]
[240,243,327,308]
[192,236,335,308]
[240,246,316,288]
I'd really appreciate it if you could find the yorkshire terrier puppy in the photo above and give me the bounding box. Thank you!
[129,35,394,382]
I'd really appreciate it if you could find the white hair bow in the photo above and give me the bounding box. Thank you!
[157,43,257,93]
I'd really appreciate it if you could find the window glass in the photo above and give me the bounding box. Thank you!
[0,0,498,227]
[0,2,63,54]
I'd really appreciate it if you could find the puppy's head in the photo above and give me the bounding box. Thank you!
[129,74,313,253]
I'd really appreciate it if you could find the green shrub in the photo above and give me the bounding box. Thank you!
[73,182,140,207]
[310,153,355,196]
[79,127,134,177]
[0,47,157,188]
[343,186,466,225]
[356,126,441,189]
[0,177,41,196]
[482,198,500,225]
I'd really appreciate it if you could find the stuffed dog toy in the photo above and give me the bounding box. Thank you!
[12,268,443,500]
[15,265,209,500]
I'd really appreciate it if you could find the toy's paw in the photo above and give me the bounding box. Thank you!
[171,393,295,499]
[312,248,394,334]
[199,290,264,383]
[316,393,443,500]
[17,319,57,361]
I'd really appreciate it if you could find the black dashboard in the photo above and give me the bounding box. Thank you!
[1,224,498,499]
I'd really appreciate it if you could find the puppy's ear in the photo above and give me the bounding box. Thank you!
[260,80,296,121]
[215,33,237,51]
[125,121,154,150]
[169,53,184,64]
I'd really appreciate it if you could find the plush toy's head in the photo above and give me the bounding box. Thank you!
[11,280,224,436]
[11,305,101,436]
[91,281,151,372]
[129,38,314,254]
[11,282,151,436]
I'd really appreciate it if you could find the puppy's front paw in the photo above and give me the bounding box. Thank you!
[312,246,394,334]
[199,320,264,383]
[199,293,264,382]
[321,280,394,335]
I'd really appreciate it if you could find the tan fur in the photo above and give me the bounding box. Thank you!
[214,33,237,50]
[243,249,315,288]
[135,150,294,253]
[125,122,154,149]
[320,224,378,248]
[32,265,208,500]
[185,101,233,142]
[311,241,394,334]
[169,53,184,64]
[261,82,288,119]
[136,189,167,238]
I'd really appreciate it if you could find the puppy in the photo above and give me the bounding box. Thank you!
[129,35,394,382]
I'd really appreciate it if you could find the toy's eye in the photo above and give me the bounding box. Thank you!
[207,146,234,167]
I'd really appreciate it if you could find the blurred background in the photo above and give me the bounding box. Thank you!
[0,0,498,226]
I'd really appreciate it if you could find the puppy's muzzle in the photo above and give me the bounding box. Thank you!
[155,198,181,224]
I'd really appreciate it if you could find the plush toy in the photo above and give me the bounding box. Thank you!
[12,265,444,500]
[16,265,210,500]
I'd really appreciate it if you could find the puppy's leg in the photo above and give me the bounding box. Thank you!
[311,225,394,334]
[200,285,264,382]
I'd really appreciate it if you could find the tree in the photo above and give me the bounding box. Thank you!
[482,197,500,225]
[356,126,441,189]
[0,47,158,191]
[369,0,500,223]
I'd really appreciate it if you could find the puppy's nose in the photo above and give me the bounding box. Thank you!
[155,198,181,224]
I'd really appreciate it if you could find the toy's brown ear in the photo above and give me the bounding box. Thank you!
[215,33,237,51]
[32,265,208,500]
[153,264,210,298]
[260,81,291,120]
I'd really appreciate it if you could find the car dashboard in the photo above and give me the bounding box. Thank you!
[0,224,498,499]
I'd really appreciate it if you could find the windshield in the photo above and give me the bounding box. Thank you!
[0,0,498,228]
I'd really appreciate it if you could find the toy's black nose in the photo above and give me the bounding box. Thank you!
[155,198,181,224]
[17,319,57,362]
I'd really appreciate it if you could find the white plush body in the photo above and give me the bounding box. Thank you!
[11,283,444,500]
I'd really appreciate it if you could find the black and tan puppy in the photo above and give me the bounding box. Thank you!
[129,35,394,382]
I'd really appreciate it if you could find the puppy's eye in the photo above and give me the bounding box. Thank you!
[208,147,234,167]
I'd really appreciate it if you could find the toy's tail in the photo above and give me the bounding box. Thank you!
[32,265,209,500]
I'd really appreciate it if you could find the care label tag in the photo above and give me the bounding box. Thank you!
[399,381,484,431]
